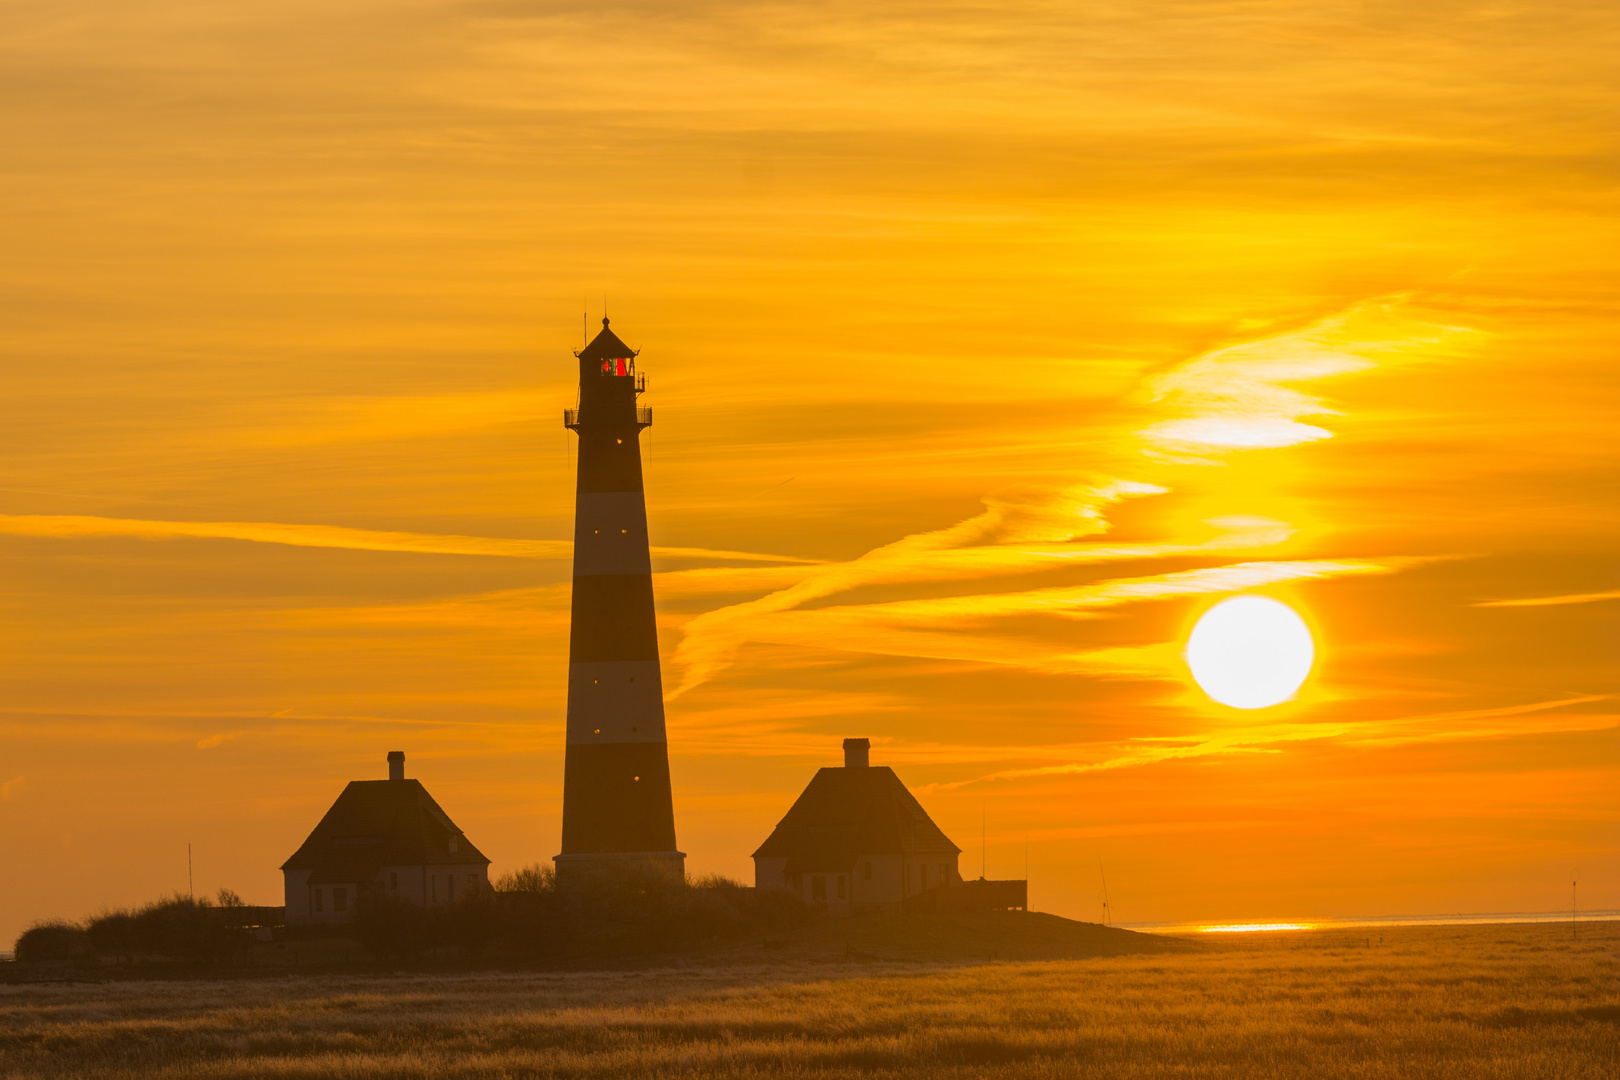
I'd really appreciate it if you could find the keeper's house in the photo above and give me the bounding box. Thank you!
[752,738,963,915]
[281,752,490,925]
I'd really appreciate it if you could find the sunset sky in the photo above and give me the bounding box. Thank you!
[3,0,1617,945]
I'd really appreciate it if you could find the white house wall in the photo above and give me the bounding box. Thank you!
[799,869,853,915]
[283,864,490,925]
[905,855,961,896]
[853,855,904,908]
[754,857,788,892]
[754,852,961,916]
[283,869,312,924]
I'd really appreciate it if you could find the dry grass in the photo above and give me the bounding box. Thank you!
[1,921,1616,1079]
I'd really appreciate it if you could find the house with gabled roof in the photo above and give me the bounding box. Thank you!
[752,738,962,915]
[281,751,491,925]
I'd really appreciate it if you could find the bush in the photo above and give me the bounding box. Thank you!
[495,863,554,893]
[482,865,809,961]
[352,886,500,961]
[85,909,135,960]
[80,894,253,964]
[14,921,91,963]
[353,892,427,960]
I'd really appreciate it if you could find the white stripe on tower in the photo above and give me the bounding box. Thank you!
[565,661,667,743]
[571,492,653,576]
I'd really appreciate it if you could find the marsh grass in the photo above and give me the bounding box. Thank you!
[1,921,1615,1078]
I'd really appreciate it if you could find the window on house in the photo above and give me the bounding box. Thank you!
[863,861,872,881]
[447,876,456,902]
[431,875,437,902]
[811,875,826,901]
[836,875,846,900]
[389,872,398,892]
[942,864,950,884]
[333,887,347,912]
[313,889,324,913]
[468,873,478,890]
[449,836,459,854]
[921,865,930,889]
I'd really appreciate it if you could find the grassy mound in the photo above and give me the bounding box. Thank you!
[730,908,1191,964]
[833,909,1192,961]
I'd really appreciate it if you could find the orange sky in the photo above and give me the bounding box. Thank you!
[2,0,1617,944]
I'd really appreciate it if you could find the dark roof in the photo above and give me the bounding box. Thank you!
[576,317,638,362]
[281,779,490,885]
[752,765,960,875]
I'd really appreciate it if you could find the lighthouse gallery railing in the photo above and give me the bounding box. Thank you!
[564,407,652,430]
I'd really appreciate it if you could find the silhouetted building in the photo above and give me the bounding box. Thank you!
[281,751,490,925]
[752,738,963,914]
[557,318,684,884]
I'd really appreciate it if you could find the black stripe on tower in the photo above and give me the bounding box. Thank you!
[575,423,645,494]
[561,746,677,852]
[568,575,659,662]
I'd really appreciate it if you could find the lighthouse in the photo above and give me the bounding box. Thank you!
[555,318,684,884]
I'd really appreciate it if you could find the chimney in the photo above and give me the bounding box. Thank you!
[387,751,405,781]
[843,738,870,768]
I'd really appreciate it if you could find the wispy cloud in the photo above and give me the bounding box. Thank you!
[237,390,559,449]
[931,695,1617,790]
[0,514,817,565]
[1476,589,1620,608]
[669,504,1399,696]
[1140,299,1469,462]
[1339,694,1616,748]
[666,689,910,757]
[720,558,1416,678]
[669,298,1468,698]
[670,481,1218,695]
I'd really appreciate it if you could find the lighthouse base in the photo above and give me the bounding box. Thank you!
[554,850,686,889]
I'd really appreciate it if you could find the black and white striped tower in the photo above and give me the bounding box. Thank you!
[555,318,684,884]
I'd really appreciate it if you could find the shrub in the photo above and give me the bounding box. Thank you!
[485,866,808,961]
[85,909,136,960]
[354,892,428,960]
[354,886,501,961]
[495,863,554,893]
[81,894,252,963]
[448,888,499,956]
[14,921,91,963]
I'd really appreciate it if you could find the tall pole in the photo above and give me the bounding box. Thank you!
[1099,859,1111,926]
[188,843,193,899]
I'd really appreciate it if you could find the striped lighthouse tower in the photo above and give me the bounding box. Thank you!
[555,317,684,884]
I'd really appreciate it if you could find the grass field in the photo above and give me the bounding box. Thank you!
[2,920,1615,1078]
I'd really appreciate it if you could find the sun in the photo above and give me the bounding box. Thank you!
[1186,595,1314,709]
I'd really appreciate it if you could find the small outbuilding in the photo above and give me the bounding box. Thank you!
[281,751,491,925]
[752,738,962,915]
